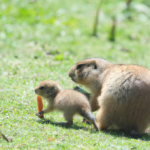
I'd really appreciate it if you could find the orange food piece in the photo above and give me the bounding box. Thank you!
[37,95,44,118]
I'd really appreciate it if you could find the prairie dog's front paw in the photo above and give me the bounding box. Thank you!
[36,111,44,118]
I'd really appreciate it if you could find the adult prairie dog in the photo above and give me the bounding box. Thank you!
[68,58,150,136]
[68,58,112,112]
[34,80,98,131]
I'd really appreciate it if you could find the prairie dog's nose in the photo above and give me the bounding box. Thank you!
[68,68,76,82]
[68,66,74,76]
[68,71,74,78]
[34,88,37,94]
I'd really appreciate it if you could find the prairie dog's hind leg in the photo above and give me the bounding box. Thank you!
[81,111,99,131]
[58,111,74,126]
[96,109,111,130]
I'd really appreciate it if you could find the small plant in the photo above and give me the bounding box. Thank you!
[126,0,132,19]
[109,16,117,42]
[92,0,104,37]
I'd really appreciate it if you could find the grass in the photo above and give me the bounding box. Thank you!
[0,0,150,149]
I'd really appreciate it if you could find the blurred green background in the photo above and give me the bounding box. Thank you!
[0,0,150,65]
[1,0,150,149]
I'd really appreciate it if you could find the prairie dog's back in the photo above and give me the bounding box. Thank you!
[101,64,150,102]
[54,89,90,113]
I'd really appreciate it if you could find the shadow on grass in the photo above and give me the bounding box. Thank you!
[99,129,150,141]
[36,118,150,140]
[36,118,94,131]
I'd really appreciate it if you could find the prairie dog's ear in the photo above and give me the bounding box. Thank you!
[91,61,97,69]
[47,86,56,95]
[50,86,56,92]
[92,64,97,69]
[76,64,85,70]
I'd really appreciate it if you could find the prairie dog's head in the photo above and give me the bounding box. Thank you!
[68,58,112,85]
[34,80,62,99]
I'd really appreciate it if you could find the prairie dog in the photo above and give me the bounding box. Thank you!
[34,80,98,131]
[68,58,112,112]
[68,58,150,135]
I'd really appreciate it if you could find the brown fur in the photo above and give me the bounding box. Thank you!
[34,80,98,131]
[68,58,150,135]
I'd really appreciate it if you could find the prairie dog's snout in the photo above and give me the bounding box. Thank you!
[34,85,44,95]
[68,73,74,79]
[68,67,76,81]
[34,87,39,94]
[34,88,37,94]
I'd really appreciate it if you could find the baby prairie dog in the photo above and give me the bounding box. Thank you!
[68,58,150,136]
[34,80,98,131]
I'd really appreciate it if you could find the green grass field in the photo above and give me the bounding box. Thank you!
[1,0,150,149]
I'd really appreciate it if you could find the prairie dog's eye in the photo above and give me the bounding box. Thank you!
[93,64,97,69]
[76,64,85,70]
[39,86,44,90]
